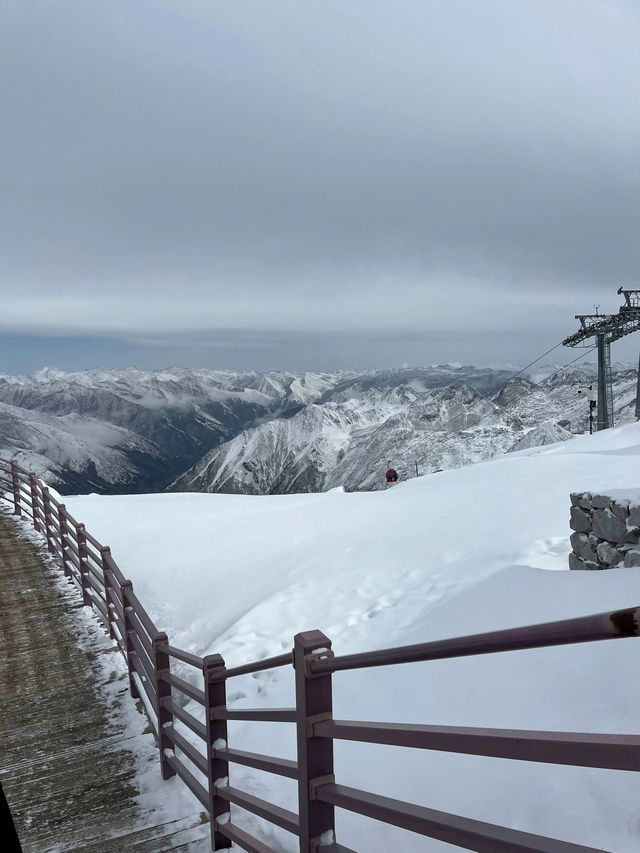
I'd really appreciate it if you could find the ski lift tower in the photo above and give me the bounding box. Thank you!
[562,288,640,431]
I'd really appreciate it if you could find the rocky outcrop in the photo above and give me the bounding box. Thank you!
[569,490,640,569]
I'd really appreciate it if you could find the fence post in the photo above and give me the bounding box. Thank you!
[41,487,56,553]
[120,581,140,700]
[28,473,41,532]
[10,461,21,516]
[203,653,230,850]
[76,524,92,607]
[58,504,71,577]
[294,630,336,853]
[100,546,116,639]
[151,632,176,780]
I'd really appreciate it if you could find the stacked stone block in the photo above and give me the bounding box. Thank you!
[569,492,640,570]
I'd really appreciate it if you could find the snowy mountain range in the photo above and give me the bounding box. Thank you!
[0,364,636,494]
[171,365,638,495]
[0,368,334,492]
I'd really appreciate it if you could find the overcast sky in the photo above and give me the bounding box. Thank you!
[1,1,639,373]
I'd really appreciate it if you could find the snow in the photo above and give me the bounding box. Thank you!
[602,489,640,508]
[171,366,639,497]
[508,420,574,451]
[63,423,640,851]
[0,400,165,486]
[2,363,637,498]
[0,366,358,493]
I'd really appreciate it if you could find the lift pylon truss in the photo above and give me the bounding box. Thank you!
[562,289,640,431]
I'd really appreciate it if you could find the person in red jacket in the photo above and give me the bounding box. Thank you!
[385,463,399,487]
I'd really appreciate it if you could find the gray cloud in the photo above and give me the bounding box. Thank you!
[1,1,639,367]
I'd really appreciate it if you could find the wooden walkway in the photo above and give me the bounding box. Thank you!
[0,512,210,852]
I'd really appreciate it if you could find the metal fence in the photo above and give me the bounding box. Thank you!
[1,458,638,853]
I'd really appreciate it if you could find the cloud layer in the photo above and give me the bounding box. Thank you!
[1,1,638,366]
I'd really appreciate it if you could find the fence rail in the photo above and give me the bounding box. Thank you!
[1,457,638,853]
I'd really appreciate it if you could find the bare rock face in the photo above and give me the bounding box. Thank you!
[596,542,623,567]
[570,507,592,533]
[591,494,613,509]
[568,552,582,571]
[625,526,640,545]
[569,553,599,571]
[624,549,640,568]
[570,532,597,563]
[611,503,629,521]
[592,508,627,544]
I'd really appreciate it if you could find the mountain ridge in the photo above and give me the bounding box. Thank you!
[170,364,638,495]
[1,363,635,496]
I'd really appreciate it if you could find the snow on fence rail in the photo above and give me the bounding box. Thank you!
[1,457,639,853]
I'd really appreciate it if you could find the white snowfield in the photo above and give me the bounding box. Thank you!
[66,423,640,852]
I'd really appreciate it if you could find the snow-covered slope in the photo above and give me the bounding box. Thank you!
[172,365,638,494]
[0,365,516,494]
[64,422,640,852]
[501,365,638,431]
[2,364,637,496]
[0,401,169,492]
[508,420,574,451]
[170,384,509,494]
[0,368,343,492]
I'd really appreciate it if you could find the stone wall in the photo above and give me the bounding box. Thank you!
[569,491,640,570]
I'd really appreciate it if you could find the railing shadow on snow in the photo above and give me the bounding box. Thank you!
[1,458,638,853]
